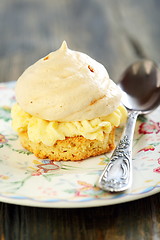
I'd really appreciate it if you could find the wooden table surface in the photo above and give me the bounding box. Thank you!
[0,0,160,239]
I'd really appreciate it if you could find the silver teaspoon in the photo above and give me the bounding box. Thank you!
[98,60,160,192]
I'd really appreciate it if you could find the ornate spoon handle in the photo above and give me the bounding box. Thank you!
[98,111,139,192]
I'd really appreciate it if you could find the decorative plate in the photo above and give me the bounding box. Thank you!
[0,81,160,208]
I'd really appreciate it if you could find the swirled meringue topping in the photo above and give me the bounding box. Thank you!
[15,41,122,121]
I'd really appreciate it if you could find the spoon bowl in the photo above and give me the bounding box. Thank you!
[98,60,160,192]
[119,60,160,113]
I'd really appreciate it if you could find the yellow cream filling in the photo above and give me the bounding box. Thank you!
[11,104,127,146]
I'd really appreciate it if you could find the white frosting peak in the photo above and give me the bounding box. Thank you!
[15,42,122,121]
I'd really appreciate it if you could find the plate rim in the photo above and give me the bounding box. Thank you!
[0,81,160,208]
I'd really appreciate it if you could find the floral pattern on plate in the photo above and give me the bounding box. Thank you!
[0,81,160,208]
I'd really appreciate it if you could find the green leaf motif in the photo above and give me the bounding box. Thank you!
[0,106,11,122]
[12,148,33,155]
[138,115,148,122]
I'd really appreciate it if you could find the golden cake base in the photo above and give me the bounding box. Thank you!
[19,129,115,161]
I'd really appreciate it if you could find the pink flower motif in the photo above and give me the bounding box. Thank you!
[37,162,60,173]
[139,121,160,134]
[38,186,57,196]
[75,181,100,197]
[153,167,160,173]
[31,161,60,176]
[153,158,160,174]
[32,169,43,176]
[0,134,7,144]
[138,145,155,152]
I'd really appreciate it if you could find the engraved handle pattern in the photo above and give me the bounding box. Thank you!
[98,111,139,192]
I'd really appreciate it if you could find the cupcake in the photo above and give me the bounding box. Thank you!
[11,41,127,161]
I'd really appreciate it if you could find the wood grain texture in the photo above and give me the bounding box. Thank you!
[0,194,160,240]
[0,0,160,239]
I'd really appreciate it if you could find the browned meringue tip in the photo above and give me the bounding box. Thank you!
[59,41,68,51]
